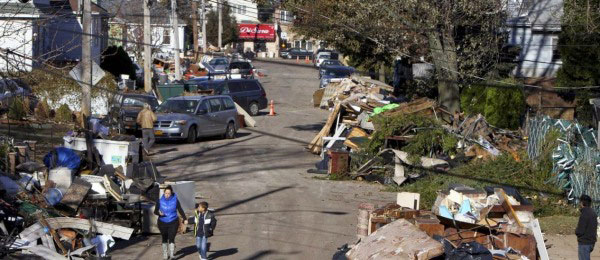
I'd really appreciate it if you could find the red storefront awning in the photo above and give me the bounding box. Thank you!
[238,24,275,41]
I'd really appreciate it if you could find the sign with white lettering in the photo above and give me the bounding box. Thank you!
[238,24,275,40]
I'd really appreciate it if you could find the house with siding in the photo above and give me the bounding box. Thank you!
[0,0,109,72]
[506,0,563,78]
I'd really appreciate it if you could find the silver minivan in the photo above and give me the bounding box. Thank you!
[154,95,239,143]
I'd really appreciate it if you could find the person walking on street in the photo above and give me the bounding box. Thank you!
[576,194,598,260]
[137,103,157,155]
[155,186,186,260]
[185,201,217,260]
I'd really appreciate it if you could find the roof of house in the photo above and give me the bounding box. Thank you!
[0,0,108,17]
[507,0,563,31]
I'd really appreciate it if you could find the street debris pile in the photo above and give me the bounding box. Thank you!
[308,77,524,184]
[0,127,185,259]
[346,188,547,260]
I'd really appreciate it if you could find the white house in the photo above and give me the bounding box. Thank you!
[506,0,563,78]
[108,19,186,63]
[0,0,109,72]
[225,0,258,24]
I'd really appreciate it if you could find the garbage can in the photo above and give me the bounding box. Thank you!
[327,149,349,175]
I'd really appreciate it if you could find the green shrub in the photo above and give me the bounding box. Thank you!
[367,113,457,162]
[55,104,73,123]
[8,98,26,120]
[461,78,525,129]
[34,99,51,120]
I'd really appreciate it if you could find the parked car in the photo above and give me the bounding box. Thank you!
[285,48,313,60]
[319,66,355,88]
[196,79,268,116]
[313,51,339,67]
[318,60,344,78]
[207,57,229,73]
[279,48,290,59]
[314,52,331,67]
[0,79,37,112]
[109,93,159,132]
[154,95,239,143]
[228,61,255,79]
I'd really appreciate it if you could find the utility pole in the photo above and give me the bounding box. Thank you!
[218,0,222,49]
[171,0,181,80]
[81,0,92,117]
[143,0,152,92]
[192,0,199,61]
[201,0,207,52]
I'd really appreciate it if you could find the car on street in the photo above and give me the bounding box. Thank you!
[313,51,339,67]
[195,79,268,116]
[318,60,344,78]
[207,57,229,73]
[319,66,355,88]
[109,93,159,133]
[284,48,313,60]
[154,95,239,143]
[228,60,255,79]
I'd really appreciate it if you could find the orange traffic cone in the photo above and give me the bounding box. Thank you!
[268,100,276,116]
[305,56,310,64]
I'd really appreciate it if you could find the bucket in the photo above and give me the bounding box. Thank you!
[44,188,63,206]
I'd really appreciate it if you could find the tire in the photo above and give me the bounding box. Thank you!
[186,126,197,143]
[249,102,259,116]
[224,122,236,139]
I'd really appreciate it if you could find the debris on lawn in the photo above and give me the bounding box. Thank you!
[0,115,190,258]
[348,186,548,260]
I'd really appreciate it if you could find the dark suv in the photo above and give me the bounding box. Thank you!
[197,79,268,116]
[109,93,159,132]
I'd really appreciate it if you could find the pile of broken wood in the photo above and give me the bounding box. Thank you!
[346,187,548,260]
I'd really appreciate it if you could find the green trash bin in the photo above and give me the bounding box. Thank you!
[157,84,185,101]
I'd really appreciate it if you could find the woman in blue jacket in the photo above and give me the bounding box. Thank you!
[154,186,186,260]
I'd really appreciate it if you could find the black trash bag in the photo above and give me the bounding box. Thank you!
[15,162,45,173]
[446,242,492,260]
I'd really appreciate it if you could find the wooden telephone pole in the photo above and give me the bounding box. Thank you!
[143,0,152,92]
[81,0,92,117]
[192,0,199,61]
[171,0,181,80]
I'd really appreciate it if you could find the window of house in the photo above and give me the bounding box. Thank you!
[294,40,301,48]
[163,28,170,45]
[306,41,313,51]
[242,5,246,15]
[551,36,560,61]
[280,10,292,22]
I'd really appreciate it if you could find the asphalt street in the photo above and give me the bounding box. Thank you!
[110,59,395,260]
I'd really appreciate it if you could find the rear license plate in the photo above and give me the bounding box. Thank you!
[154,130,163,135]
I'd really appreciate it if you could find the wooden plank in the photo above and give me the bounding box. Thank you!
[39,217,67,255]
[308,103,341,154]
[530,219,550,260]
[496,189,524,227]
[346,219,444,260]
[234,102,256,127]
[20,217,135,242]
[59,178,92,212]
[313,88,325,107]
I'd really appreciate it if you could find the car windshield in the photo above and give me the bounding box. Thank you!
[209,59,228,66]
[122,96,152,108]
[230,62,251,70]
[323,60,342,66]
[325,69,353,78]
[320,55,330,60]
[157,99,199,113]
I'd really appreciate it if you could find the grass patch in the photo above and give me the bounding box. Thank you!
[539,215,579,235]
[312,174,352,181]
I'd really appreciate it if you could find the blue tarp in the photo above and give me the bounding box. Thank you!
[43,147,81,170]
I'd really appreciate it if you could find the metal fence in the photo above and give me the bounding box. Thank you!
[527,116,600,214]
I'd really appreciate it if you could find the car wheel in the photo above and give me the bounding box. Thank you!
[249,102,259,116]
[224,122,236,139]
[187,126,197,143]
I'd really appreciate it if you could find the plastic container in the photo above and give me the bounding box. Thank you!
[44,188,63,206]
